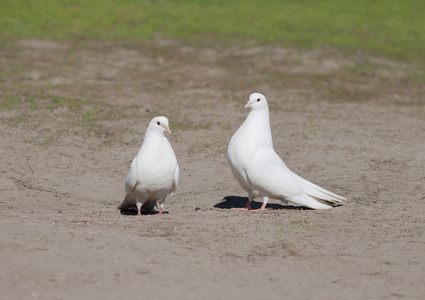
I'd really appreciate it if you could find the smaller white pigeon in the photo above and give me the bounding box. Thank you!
[227,93,346,210]
[118,116,179,215]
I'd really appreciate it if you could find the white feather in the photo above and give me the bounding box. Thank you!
[118,116,179,215]
[227,93,346,210]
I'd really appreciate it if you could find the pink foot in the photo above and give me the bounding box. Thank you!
[232,201,254,211]
[137,208,142,216]
[159,208,163,215]
[254,202,268,211]
[232,198,268,211]
[247,202,267,211]
[249,207,266,212]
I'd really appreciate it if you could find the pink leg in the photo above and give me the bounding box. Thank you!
[136,203,142,216]
[158,203,164,215]
[248,197,269,212]
[232,197,254,211]
[249,202,267,211]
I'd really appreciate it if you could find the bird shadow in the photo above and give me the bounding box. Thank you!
[215,196,307,210]
[119,208,169,215]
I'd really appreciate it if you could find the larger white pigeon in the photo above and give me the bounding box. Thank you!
[118,116,179,215]
[227,93,346,210]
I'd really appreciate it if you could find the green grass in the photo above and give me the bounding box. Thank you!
[0,0,424,63]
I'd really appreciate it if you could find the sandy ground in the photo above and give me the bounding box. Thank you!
[1,39,424,299]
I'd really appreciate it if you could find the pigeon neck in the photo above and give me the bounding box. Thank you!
[245,107,273,146]
[139,130,169,153]
[247,105,270,122]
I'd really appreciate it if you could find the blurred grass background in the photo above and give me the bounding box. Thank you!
[0,0,424,64]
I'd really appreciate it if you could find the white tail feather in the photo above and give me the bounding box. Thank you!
[117,194,135,209]
[297,175,346,204]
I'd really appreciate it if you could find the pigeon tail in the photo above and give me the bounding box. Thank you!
[297,175,347,204]
[289,193,334,210]
[117,194,136,209]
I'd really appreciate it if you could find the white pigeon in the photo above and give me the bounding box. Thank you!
[118,116,180,215]
[227,93,346,210]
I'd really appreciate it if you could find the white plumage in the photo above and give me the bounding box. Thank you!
[118,116,179,215]
[227,93,346,210]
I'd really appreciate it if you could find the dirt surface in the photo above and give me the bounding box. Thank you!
[1,39,424,299]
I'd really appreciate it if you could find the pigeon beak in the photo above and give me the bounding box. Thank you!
[245,101,252,109]
[165,126,172,134]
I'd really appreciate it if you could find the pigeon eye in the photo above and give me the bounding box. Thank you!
[257,98,260,102]
[157,121,160,125]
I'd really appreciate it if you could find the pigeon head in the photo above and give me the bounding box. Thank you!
[245,93,268,111]
[150,116,171,134]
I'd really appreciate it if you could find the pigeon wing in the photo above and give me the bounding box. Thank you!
[170,164,180,195]
[248,147,304,199]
